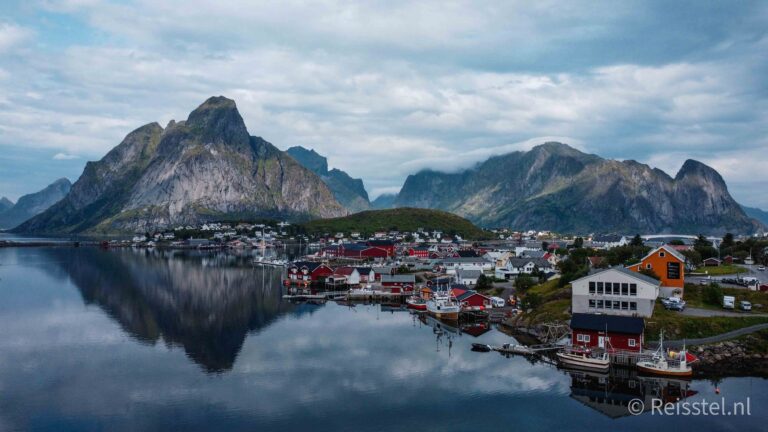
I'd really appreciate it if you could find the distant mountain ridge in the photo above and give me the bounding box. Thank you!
[14,97,346,234]
[395,142,763,234]
[371,193,397,209]
[0,179,71,229]
[741,205,768,226]
[286,146,371,212]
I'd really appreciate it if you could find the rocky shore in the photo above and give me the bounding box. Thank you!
[693,334,768,377]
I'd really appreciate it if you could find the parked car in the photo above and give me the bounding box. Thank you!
[662,297,686,311]
[758,266,766,271]
[740,301,752,311]
[723,295,736,309]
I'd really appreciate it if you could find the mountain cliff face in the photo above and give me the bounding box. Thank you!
[286,146,371,213]
[741,205,768,226]
[0,197,13,213]
[15,97,346,234]
[371,193,397,209]
[0,178,71,229]
[395,142,762,234]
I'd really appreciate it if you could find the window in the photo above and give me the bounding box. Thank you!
[605,301,612,309]
[582,334,591,343]
[630,302,637,311]
[667,262,681,280]
[621,283,629,296]
[659,251,666,257]
[621,301,629,310]
[628,339,636,347]
[577,334,590,342]
[613,301,620,309]
[646,263,652,270]
[596,282,603,294]
[630,284,637,296]
[589,299,596,308]
[597,300,604,309]
[589,281,595,294]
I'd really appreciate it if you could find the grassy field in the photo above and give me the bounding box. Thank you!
[300,207,491,239]
[646,308,768,341]
[694,264,748,275]
[682,283,768,311]
[516,279,572,324]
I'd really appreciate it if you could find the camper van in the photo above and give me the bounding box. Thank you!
[490,297,506,308]
[723,295,735,309]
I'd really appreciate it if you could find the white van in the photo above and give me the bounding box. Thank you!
[490,297,506,308]
[723,295,735,309]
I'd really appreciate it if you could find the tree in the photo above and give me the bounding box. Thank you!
[702,283,723,306]
[475,274,493,291]
[514,275,536,293]
[573,237,584,249]
[630,234,643,247]
[668,239,685,246]
[721,233,735,250]
[638,267,660,281]
[541,241,549,251]
[521,292,543,310]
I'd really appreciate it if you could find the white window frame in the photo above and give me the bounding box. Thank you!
[628,339,636,347]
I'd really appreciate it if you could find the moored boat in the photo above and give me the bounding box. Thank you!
[636,331,696,377]
[406,296,427,311]
[471,343,492,352]
[426,292,460,321]
[556,347,610,372]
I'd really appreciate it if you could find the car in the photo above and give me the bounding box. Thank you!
[758,266,766,271]
[740,301,752,311]
[662,297,686,311]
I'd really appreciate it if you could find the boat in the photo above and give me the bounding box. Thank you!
[496,343,534,355]
[636,331,696,377]
[471,343,492,352]
[556,346,610,372]
[406,295,427,311]
[426,292,460,321]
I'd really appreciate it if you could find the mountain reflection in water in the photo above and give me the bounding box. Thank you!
[40,247,296,372]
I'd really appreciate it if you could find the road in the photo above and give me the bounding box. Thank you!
[680,307,768,318]
[685,263,766,288]
[655,323,768,348]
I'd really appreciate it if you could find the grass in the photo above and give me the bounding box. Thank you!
[516,279,572,325]
[645,307,768,341]
[694,264,748,275]
[300,207,491,239]
[682,283,768,311]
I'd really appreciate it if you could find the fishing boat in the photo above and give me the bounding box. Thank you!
[406,295,427,311]
[556,346,610,372]
[426,292,460,321]
[471,343,492,352]
[636,331,696,377]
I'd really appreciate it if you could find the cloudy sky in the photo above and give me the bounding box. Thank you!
[0,1,766,208]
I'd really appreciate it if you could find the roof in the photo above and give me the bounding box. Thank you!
[456,269,482,279]
[355,267,373,274]
[457,250,480,257]
[443,257,489,263]
[381,274,416,283]
[572,266,661,287]
[333,267,358,276]
[507,257,552,268]
[367,240,395,246]
[519,250,547,259]
[456,289,489,302]
[588,256,605,266]
[570,313,645,335]
[291,261,324,271]
[641,245,686,263]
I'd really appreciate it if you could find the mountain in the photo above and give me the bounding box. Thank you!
[395,142,763,234]
[0,178,71,229]
[300,207,489,239]
[286,146,371,213]
[371,193,397,209]
[741,205,768,226]
[14,97,346,234]
[0,197,13,213]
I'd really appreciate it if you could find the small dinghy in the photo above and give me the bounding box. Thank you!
[471,343,492,352]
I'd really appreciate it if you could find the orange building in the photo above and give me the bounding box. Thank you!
[627,245,686,298]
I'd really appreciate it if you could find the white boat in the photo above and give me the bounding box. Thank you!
[636,331,696,377]
[426,292,460,321]
[556,347,610,371]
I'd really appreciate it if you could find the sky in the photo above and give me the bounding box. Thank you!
[0,1,766,208]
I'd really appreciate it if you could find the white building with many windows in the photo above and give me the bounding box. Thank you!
[571,267,661,318]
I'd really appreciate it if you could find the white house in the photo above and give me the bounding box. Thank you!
[455,269,482,286]
[442,257,492,274]
[571,267,660,318]
[495,258,553,279]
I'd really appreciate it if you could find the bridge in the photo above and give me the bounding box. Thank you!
[640,234,721,246]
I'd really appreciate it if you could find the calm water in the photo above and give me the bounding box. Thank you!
[0,247,766,431]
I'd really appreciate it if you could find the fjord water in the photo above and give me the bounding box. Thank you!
[0,247,765,431]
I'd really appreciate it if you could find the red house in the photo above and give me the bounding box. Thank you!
[366,240,396,257]
[287,261,334,283]
[408,246,430,258]
[570,313,645,352]
[450,287,491,311]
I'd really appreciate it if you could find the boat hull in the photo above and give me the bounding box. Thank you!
[556,352,610,371]
[637,363,693,377]
[428,310,459,320]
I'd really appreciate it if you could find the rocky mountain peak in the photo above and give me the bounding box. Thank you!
[675,159,724,183]
[286,146,329,175]
[186,96,249,148]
